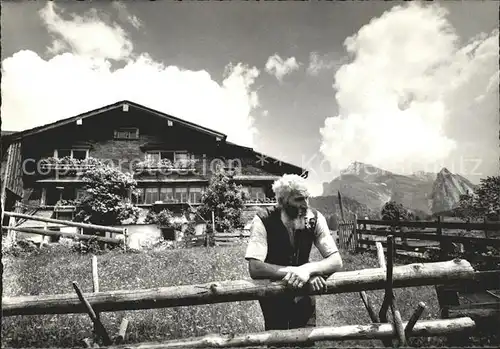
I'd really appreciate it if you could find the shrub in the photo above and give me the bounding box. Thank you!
[73,161,140,226]
[144,209,175,228]
[454,176,500,221]
[196,170,247,232]
[381,201,415,221]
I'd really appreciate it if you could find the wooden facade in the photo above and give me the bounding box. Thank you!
[2,101,306,214]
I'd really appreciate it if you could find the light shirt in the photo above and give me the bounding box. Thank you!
[245,209,339,262]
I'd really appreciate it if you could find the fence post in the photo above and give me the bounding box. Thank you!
[123,228,128,252]
[437,216,445,260]
[353,214,358,252]
[92,256,100,344]
[483,217,489,239]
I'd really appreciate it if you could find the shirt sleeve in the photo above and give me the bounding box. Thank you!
[313,211,339,258]
[245,215,268,262]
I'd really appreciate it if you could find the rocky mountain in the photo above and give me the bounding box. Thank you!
[430,168,477,214]
[323,162,435,215]
[309,194,376,229]
[321,162,476,217]
[309,194,376,219]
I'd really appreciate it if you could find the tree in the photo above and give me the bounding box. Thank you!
[326,214,338,230]
[196,170,248,232]
[381,201,414,221]
[455,176,500,221]
[73,160,140,226]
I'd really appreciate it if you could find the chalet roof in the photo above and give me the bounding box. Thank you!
[8,100,227,141]
[224,141,308,178]
[4,101,308,177]
[1,131,16,137]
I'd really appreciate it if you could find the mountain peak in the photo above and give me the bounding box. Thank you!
[431,168,477,213]
[438,167,452,175]
[340,161,390,177]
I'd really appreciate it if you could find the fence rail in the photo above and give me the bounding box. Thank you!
[359,219,500,231]
[336,217,500,258]
[2,259,473,316]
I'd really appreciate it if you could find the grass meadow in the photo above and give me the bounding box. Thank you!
[0,242,486,348]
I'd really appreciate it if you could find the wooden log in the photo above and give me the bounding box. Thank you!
[92,256,100,293]
[376,242,386,269]
[2,259,475,316]
[384,236,406,346]
[96,318,476,348]
[3,226,122,245]
[82,338,93,348]
[390,304,406,346]
[73,282,112,345]
[359,291,379,322]
[405,302,426,338]
[379,236,394,324]
[114,318,129,344]
[378,236,394,347]
[358,229,500,247]
[357,219,500,231]
[92,256,101,342]
[2,211,125,233]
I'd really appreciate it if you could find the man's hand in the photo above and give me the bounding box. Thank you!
[308,275,327,292]
[280,266,311,288]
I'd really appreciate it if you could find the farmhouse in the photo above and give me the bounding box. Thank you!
[1,101,307,240]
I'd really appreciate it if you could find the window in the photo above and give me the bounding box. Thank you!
[134,188,145,204]
[250,187,266,201]
[175,187,188,203]
[174,151,196,167]
[61,187,76,200]
[54,149,89,159]
[146,152,161,163]
[145,151,196,167]
[145,188,159,204]
[160,187,174,202]
[72,150,87,160]
[146,151,175,162]
[76,189,86,200]
[189,187,203,203]
[240,186,250,200]
[114,128,139,140]
[57,149,71,158]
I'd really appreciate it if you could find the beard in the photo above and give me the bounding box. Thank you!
[283,205,307,230]
[291,216,307,230]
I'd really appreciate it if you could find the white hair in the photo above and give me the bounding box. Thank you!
[272,174,310,206]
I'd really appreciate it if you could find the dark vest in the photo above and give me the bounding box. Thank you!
[257,207,317,266]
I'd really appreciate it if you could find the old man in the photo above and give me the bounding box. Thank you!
[245,174,343,342]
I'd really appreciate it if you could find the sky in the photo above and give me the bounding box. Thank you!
[1,0,499,196]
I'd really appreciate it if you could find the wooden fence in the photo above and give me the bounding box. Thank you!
[337,215,358,253]
[337,217,500,261]
[2,211,127,248]
[2,254,480,348]
[335,217,500,346]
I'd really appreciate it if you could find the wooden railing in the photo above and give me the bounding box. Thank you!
[337,217,500,260]
[1,252,479,347]
[2,211,127,247]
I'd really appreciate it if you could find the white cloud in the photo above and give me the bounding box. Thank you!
[2,2,260,148]
[40,2,133,61]
[265,54,300,81]
[307,52,346,76]
[111,1,142,30]
[319,2,499,182]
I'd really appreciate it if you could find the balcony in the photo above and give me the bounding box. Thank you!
[39,157,99,173]
[134,159,198,174]
[244,197,277,206]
